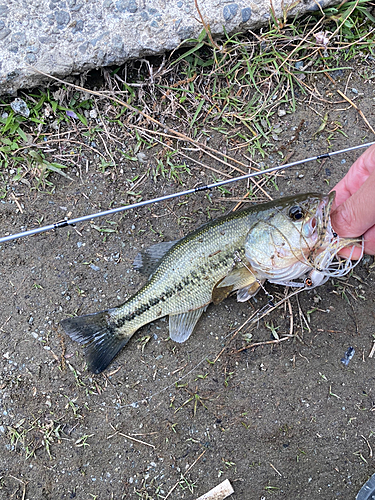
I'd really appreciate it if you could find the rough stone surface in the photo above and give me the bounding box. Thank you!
[0,0,338,95]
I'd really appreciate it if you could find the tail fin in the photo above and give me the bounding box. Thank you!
[61,310,131,374]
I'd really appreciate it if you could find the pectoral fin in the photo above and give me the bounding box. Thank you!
[212,282,234,305]
[169,306,207,343]
[236,281,262,302]
[133,240,179,277]
[216,266,257,288]
[212,265,258,305]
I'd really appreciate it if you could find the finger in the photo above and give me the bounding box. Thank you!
[331,170,375,238]
[337,245,363,260]
[363,224,375,255]
[331,144,375,209]
[338,224,375,259]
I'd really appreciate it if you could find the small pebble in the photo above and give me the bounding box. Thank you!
[136,152,147,163]
[11,98,30,118]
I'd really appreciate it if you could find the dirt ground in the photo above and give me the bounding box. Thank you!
[1,48,375,500]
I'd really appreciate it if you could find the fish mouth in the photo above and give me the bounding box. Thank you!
[317,191,335,237]
[310,190,363,280]
[304,192,335,246]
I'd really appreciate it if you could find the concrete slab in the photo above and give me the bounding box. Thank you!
[0,0,338,95]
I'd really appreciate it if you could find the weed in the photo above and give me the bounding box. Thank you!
[353,450,368,464]
[329,385,341,400]
[75,434,94,448]
[296,449,306,462]
[265,320,281,340]
[265,485,280,491]
[175,385,212,416]
[178,474,197,494]
[64,396,84,418]
[91,220,118,242]
[223,459,236,470]
[137,335,152,353]
[8,418,65,460]
[224,371,235,388]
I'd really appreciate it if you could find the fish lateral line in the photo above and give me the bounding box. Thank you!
[58,192,360,373]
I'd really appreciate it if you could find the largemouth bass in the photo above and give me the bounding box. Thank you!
[61,192,360,374]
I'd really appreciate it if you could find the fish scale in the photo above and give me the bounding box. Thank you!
[61,193,336,374]
[111,211,255,331]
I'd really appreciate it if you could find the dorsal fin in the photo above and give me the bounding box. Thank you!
[133,240,179,277]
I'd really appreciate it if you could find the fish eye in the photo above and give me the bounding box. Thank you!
[289,205,304,221]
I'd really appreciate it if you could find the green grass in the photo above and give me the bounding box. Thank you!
[0,0,373,195]
[7,417,65,460]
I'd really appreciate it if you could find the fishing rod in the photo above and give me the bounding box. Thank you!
[0,141,374,244]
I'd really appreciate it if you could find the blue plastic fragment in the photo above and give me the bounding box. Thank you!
[356,472,375,499]
[341,346,355,366]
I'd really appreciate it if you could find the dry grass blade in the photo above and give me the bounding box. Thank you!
[107,424,156,449]
[270,17,324,73]
[8,475,27,500]
[194,0,222,51]
[213,287,308,359]
[29,67,261,178]
[164,450,206,499]
[337,89,375,136]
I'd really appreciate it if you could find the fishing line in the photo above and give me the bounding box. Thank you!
[0,141,374,244]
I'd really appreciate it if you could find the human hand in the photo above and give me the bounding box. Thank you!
[330,143,375,258]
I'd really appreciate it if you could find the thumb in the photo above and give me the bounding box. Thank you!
[331,197,362,238]
[331,173,375,238]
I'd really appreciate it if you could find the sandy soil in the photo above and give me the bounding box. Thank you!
[0,55,375,500]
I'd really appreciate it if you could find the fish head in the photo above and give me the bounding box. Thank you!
[291,190,335,246]
[244,192,335,280]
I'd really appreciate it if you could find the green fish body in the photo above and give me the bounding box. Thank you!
[61,192,335,373]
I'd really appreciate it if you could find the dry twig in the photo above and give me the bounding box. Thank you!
[337,89,375,136]
[107,424,155,449]
[164,450,206,499]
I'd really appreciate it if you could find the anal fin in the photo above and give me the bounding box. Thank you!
[169,306,207,343]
